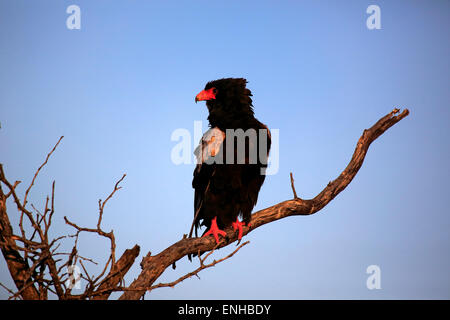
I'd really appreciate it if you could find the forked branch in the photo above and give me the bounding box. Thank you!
[0,138,138,300]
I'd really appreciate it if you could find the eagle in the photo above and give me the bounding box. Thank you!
[190,78,271,244]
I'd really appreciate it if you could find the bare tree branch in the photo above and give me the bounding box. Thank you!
[90,244,140,300]
[0,108,409,300]
[0,281,16,298]
[63,174,126,270]
[0,137,138,300]
[290,172,298,199]
[150,241,250,291]
[23,136,64,208]
[118,108,409,300]
[86,241,249,298]
[0,168,41,300]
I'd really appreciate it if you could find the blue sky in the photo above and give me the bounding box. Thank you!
[0,0,449,299]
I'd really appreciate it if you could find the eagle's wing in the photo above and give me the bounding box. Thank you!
[190,124,271,237]
[190,127,225,237]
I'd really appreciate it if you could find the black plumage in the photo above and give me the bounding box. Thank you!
[191,78,271,242]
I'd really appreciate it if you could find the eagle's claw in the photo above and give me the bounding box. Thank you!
[202,217,226,244]
[232,219,251,244]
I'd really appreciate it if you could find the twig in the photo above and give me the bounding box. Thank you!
[5,180,21,199]
[23,136,63,208]
[44,181,56,240]
[150,241,249,290]
[290,172,298,199]
[0,281,16,297]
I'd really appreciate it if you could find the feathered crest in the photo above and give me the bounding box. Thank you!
[203,78,255,128]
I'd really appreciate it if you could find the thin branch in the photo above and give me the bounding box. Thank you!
[290,172,299,199]
[61,174,128,298]
[5,180,21,199]
[98,174,126,228]
[86,242,248,298]
[0,281,16,297]
[23,136,64,208]
[54,251,98,266]
[79,260,93,285]
[44,181,56,240]
[150,241,249,290]
[1,138,136,300]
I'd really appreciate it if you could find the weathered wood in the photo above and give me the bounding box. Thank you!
[119,109,409,300]
[91,245,140,300]
[0,183,40,300]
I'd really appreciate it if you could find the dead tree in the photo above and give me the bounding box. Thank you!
[0,109,409,300]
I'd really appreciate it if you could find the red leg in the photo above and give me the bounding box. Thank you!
[202,217,227,244]
[232,218,251,241]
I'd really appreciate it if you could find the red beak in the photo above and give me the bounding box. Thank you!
[195,88,216,103]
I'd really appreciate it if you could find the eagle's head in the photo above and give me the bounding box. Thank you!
[195,78,254,128]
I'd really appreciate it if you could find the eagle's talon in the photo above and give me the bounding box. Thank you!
[202,217,226,244]
[232,218,249,242]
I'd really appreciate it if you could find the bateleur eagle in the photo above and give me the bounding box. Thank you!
[190,78,271,244]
